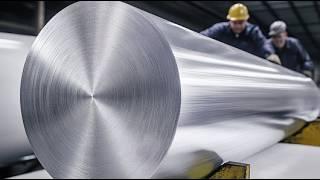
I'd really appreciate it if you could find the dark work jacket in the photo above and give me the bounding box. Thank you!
[265,37,314,72]
[200,22,272,58]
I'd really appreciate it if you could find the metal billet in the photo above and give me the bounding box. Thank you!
[21,2,180,179]
[0,32,35,166]
[20,1,320,179]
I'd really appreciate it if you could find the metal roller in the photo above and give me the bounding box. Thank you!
[20,1,320,179]
[0,32,35,166]
[20,2,180,179]
[139,9,320,178]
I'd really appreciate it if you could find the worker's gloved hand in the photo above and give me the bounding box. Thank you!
[266,54,281,65]
[303,70,312,78]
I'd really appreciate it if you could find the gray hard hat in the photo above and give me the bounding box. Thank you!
[269,21,287,36]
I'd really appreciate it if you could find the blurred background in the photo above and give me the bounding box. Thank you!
[0,1,319,83]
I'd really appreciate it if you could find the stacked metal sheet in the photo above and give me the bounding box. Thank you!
[16,1,320,179]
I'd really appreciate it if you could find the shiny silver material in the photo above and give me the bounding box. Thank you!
[21,2,180,179]
[141,11,320,178]
[153,118,306,178]
[0,32,35,166]
[21,1,320,179]
[243,143,320,179]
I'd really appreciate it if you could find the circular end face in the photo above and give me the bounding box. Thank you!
[21,1,180,179]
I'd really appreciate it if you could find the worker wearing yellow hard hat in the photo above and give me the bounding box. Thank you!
[201,3,280,64]
[227,3,250,21]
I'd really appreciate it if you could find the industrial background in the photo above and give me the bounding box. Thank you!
[1,1,320,83]
[1,1,320,179]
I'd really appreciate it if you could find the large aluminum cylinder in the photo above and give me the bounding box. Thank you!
[0,32,35,166]
[19,1,320,179]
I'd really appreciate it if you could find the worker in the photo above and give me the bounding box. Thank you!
[266,21,314,77]
[201,3,280,64]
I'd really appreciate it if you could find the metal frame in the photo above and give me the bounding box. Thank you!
[260,1,296,36]
[288,1,320,49]
[314,1,320,22]
[186,1,225,21]
[36,1,45,33]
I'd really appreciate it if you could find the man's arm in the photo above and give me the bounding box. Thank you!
[296,39,314,77]
[252,26,274,59]
[200,24,222,39]
[252,26,281,64]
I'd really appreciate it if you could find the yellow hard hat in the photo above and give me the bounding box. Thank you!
[227,3,250,21]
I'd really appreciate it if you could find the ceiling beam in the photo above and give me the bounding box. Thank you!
[261,1,282,20]
[261,1,296,37]
[128,1,203,31]
[288,1,320,49]
[185,1,225,21]
[314,1,320,22]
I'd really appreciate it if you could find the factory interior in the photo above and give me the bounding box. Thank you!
[1,1,320,179]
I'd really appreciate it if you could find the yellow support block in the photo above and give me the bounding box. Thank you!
[208,162,250,179]
[282,120,320,147]
[187,161,217,179]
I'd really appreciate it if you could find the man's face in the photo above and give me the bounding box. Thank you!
[271,32,287,49]
[229,20,247,34]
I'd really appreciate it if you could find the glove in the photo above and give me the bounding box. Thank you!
[266,54,281,65]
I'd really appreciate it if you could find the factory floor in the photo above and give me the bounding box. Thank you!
[8,143,320,179]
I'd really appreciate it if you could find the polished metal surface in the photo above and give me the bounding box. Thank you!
[243,143,320,179]
[0,32,35,166]
[9,170,52,179]
[20,2,180,179]
[20,1,320,179]
[139,5,320,179]
[152,118,306,178]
